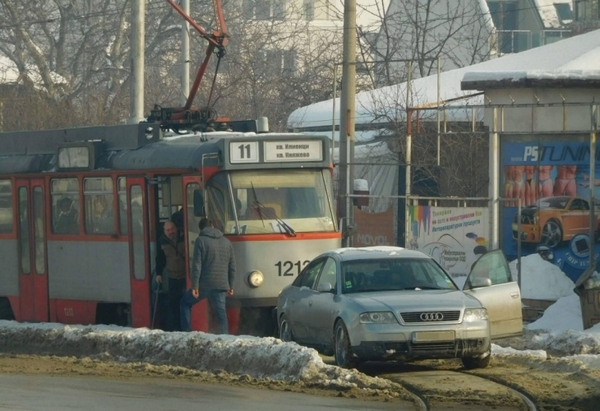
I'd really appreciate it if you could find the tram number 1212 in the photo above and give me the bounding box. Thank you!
[275,260,310,276]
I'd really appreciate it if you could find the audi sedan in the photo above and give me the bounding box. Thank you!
[276,247,522,369]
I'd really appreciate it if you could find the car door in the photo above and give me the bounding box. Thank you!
[463,250,522,339]
[565,198,589,237]
[287,258,326,343]
[306,257,339,345]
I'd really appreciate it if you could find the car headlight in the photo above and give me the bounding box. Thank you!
[359,311,397,324]
[246,270,264,288]
[463,308,488,322]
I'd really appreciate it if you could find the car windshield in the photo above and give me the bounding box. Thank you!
[341,258,457,294]
[205,169,336,234]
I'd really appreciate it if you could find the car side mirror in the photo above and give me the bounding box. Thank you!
[469,277,492,289]
[193,189,205,217]
[317,282,334,293]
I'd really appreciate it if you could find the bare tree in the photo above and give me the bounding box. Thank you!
[363,0,495,87]
[0,0,183,130]
[0,0,348,132]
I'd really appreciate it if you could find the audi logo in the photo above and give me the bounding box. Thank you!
[420,312,444,321]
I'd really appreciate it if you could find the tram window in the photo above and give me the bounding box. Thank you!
[130,185,145,280]
[0,180,13,233]
[18,187,30,274]
[84,177,114,235]
[33,187,45,274]
[185,183,202,235]
[206,172,231,230]
[51,178,80,235]
[187,183,202,271]
[118,177,128,235]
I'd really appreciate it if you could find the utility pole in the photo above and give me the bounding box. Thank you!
[129,0,145,124]
[181,0,190,106]
[339,0,356,246]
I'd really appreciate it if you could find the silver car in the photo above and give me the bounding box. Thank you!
[276,247,522,369]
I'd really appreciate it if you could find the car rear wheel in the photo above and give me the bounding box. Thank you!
[334,320,357,368]
[541,220,562,248]
[461,349,491,369]
[279,314,293,342]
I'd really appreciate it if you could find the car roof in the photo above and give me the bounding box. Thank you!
[322,246,431,262]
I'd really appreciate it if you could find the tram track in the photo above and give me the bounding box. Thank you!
[458,370,538,411]
[360,361,538,411]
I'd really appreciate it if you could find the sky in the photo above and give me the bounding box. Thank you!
[1,253,600,387]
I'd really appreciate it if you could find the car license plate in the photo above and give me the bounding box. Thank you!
[412,330,455,342]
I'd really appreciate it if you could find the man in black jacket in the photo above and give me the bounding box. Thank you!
[155,221,186,331]
[180,218,236,333]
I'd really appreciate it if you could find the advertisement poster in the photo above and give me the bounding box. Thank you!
[408,206,489,279]
[501,135,600,282]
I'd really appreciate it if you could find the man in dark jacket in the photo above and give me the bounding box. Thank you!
[180,218,236,333]
[54,197,79,234]
[155,221,186,331]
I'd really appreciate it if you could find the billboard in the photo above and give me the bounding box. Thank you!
[408,205,489,279]
[501,135,600,282]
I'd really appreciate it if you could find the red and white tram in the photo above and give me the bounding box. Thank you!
[0,123,340,334]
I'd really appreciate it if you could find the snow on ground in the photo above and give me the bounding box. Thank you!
[0,320,399,394]
[0,253,599,385]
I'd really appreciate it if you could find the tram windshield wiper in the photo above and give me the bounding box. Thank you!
[250,182,296,236]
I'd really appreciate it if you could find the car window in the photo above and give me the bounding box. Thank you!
[315,257,337,291]
[571,199,589,211]
[341,258,456,294]
[293,258,325,289]
[467,250,511,287]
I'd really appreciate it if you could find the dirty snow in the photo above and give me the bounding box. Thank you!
[1,253,599,388]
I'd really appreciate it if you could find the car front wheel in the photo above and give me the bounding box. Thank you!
[279,314,293,342]
[334,320,358,368]
[461,349,491,369]
[541,220,562,248]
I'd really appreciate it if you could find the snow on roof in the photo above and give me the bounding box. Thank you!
[535,0,572,28]
[0,56,19,84]
[0,55,68,89]
[289,29,600,132]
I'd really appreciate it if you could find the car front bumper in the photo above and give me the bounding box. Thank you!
[512,222,539,243]
[350,320,490,361]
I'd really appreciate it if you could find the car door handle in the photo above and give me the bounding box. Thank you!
[510,292,519,299]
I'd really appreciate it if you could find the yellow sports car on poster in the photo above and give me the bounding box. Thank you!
[512,196,600,248]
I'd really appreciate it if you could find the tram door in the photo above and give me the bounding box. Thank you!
[16,179,49,322]
[126,177,151,327]
[182,176,209,331]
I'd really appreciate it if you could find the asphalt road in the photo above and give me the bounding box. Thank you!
[0,374,409,411]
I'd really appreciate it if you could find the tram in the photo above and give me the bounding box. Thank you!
[0,122,341,334]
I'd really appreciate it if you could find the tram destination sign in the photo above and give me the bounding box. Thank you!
[229,140,323,164]
[264,140,322,162]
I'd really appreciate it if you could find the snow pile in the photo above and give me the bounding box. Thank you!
[510,254,575,300]
[0,320,398,393]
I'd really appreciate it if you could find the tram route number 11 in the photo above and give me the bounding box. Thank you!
[275,260,310,276]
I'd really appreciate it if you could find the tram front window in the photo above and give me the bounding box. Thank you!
[205,170,335,234]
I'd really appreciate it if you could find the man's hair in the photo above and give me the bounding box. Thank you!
[199,218,213,230]
[59,197,72,208]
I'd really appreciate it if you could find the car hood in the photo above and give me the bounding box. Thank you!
[346,290,482,312]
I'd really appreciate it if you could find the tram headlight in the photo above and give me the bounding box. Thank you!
[246,270,264,288]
